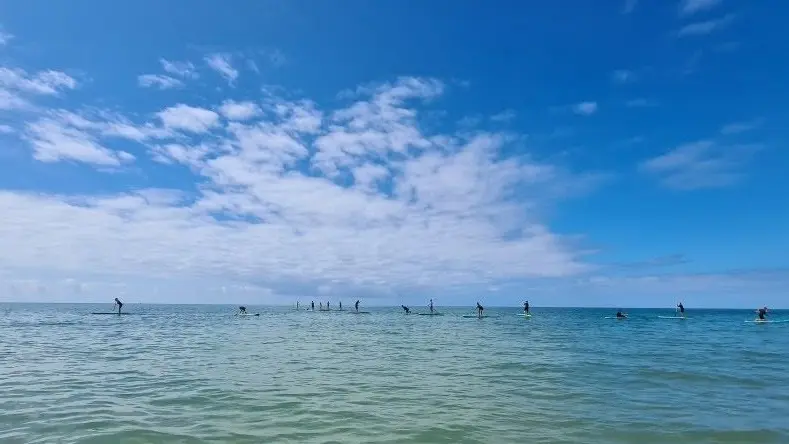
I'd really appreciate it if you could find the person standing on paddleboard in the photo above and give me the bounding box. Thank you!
[339,301,342,310]
[402,305,410,314]
[757,307,768,320]
[429,299,434,313]
[476,302,484,318]
[238,306,247,315]
[524,301,530,315]
[113,298,123,315]
[311,301,315,311]
[677,302,685,317]
[327,301,330,310]
[355,300,360,312]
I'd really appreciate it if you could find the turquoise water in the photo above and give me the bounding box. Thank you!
[1,304,788,444]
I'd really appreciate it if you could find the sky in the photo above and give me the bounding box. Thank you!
[0,0,787,307]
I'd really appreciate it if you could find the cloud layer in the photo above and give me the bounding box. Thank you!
[0,46,603,300]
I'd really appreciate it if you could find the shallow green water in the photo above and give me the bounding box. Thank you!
[1,304,788,443]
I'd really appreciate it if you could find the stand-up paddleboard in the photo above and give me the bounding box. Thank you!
[236,313,260,317]
[462,315,489,318]
[350,311,371,314]
[418,313,443,316]
[745,319,789,323]
[91,312,135,315]
[658,316,687,319]
[604,316,628,320]
[521,313,532,318]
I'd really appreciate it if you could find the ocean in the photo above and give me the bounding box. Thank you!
[1,303,787,444]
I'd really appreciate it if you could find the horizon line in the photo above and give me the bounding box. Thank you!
[0,301,781,310]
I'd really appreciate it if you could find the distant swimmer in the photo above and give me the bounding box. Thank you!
[616,311,628,319]
[238,306,247,315]
[677,302,685,317]
[757,307,768,320]
[113,298,124,315]
[355,300,360,312]
[311,301,315,311]
[402,305,410,314]
[476,302,484,318]
[524,301,530,314]
[429,299,434,313]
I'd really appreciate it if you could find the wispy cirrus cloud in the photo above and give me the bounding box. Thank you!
[677,14,735,37]
[0,67,77,96]
[612,70,635,84]
[640,139,759,190]
[572,101,598,116]
[679,0,723,17]
[160,59,197,79]
[720,119,761,135]
[204,53,239,85]
[23,117,136,166]
[0,29,13,46]
[490,109,516,122]
[138,74,184,90]
[622,0,638,14]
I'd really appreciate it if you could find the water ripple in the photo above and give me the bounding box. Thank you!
[1,304,788,443]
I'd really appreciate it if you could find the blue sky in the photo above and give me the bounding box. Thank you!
[0,0,787,307]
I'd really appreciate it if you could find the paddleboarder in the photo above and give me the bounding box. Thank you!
[476,302,484,318]
[113,298,123,315]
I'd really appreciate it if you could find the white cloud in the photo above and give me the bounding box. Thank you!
[218,100,261,121]
[138,74,184,90]
[572,101,598,116]
[0,73,608,299]
[720,120,760,135]
[160,59,197,78]
[24,117,135,166]
[138,74,183,90]
[678,14,734,37]
[679,0,722,17]
[639,140,759,189]
[204,53,238,85]
[490,109,516,122]
[0,30,13,46]
[157,104,220,133]
[0,124,14,134]
[0,68,77,95]
[0,88,30,110]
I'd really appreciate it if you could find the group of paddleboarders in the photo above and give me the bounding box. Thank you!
[608,303,769,321]
[100,298,774,323]
[301,301,347,311]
